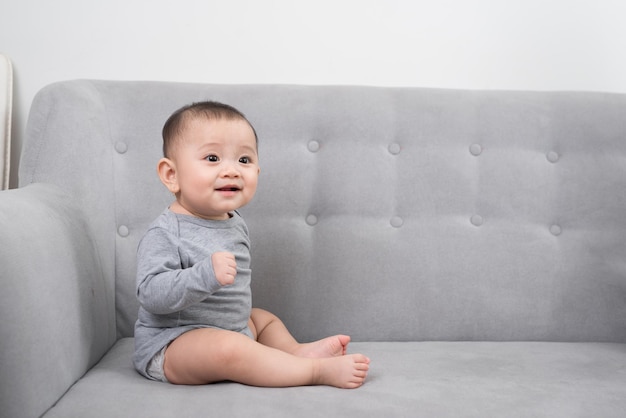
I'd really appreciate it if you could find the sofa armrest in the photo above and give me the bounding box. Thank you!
[0,184,116,418]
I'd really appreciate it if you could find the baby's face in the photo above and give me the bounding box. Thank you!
[170,117,259,220]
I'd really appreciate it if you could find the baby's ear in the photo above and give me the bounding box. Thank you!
[157,158,180,194]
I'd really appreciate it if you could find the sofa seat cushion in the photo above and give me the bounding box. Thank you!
[42,338,626,417]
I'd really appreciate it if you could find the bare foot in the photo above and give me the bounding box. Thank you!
[314,354,370,389]
[294,335,351,358]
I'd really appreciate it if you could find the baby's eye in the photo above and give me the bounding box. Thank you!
[205,154,219,162]
[239,156,251,164]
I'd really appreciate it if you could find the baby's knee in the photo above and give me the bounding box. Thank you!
[250,307,280,324]
[251,307,272,318]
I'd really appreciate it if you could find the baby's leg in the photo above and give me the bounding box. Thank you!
[163,328,369,388]
[250,308,350,358]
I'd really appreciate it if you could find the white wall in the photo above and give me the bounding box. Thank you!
[2,0,626,187]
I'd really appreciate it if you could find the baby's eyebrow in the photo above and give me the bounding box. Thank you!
[239,145,258,155]
[196,142,221,152]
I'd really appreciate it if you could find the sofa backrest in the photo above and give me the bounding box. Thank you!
[20,80,626,342]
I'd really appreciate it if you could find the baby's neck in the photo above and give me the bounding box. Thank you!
[168,200,231,221]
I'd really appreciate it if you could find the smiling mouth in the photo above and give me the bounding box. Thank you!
[216,187,240,192]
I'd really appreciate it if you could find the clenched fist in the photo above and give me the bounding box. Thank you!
[212,251,237,286]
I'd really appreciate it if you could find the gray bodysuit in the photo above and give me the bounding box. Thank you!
[134,209,253,379]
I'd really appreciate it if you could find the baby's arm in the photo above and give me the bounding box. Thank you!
[136,227,229,314]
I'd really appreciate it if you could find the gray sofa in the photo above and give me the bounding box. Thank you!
[1,80,626,417]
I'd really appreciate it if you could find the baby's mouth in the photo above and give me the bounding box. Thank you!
[216,186,241,192]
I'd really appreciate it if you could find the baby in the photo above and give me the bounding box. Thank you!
[133,101,370,388]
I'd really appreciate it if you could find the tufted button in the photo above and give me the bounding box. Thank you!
[307,140,320,153]
[390,216,404,228]
[547,151,560,163]
[115,141,128,154]
[117,225,129,237]
[550,224,562,236]
[388,143,401,155]
[470,215,484,227]
[305,214,318,226]
[469,144,483,156]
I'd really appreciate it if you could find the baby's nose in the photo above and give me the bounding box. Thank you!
[221,162,240,177]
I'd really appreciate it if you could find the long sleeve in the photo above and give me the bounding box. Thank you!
[136,226,223,314]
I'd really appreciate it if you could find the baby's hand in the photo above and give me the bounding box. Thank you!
[212,252,237,286]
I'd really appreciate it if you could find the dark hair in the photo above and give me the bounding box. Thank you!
[162,101,258,158]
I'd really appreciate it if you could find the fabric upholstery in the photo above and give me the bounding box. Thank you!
[19,80,626,343]
[0,184,115,418]
[0,80,625,416]
[43,339,626,418]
